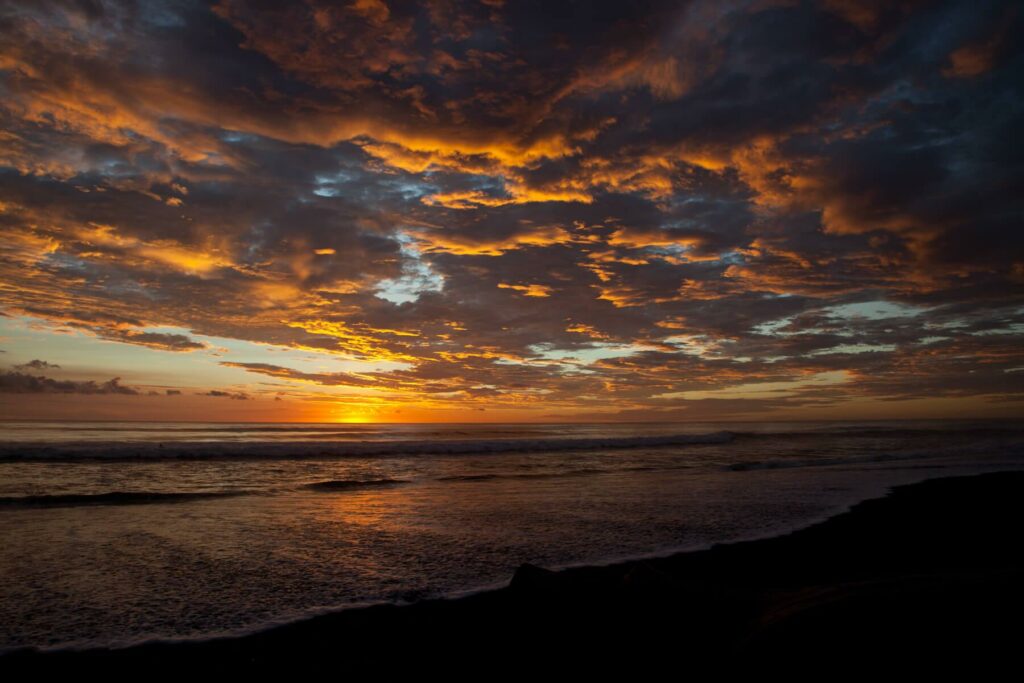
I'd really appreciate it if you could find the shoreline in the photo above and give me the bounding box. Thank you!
[6,468,1024,671]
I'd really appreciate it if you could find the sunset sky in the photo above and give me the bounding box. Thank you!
[0,0,1022,422]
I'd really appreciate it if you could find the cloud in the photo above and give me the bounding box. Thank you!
[14,359,60,371]
[942,5,1017,79]
[200,389,251,400]
[0,0,1020,418]
[497,283,553,298]
[0,371,138,395]
[105,330,208,352]
[219,362,379,388]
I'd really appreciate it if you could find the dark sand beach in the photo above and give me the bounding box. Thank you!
[6,469,1023,673]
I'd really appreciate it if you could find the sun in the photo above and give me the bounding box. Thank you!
[329,406,379,424]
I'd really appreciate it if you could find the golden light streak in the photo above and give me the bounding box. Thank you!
[497,283,553,297]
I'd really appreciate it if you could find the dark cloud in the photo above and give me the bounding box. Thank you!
[0,0,1021,417]
[200,390,250,400]
[105,331,207,352]
[14,359,60,371]
[219,362,379,388]
[0,371,138,395]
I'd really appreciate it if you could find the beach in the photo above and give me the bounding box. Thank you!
[5,469,1024,672]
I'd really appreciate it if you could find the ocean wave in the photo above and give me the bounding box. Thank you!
[0,424,381,433]
[302,478,408,491]
[0,490,251,509]
[721,440,1024,473]
[436,468,607,482]
[731,425,1024,441]
[0,430,736,461]
[436,473,503,482]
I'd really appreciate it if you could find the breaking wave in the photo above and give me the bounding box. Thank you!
[0,431,737,461]
[302,478,408,491]
[0,490,251,508]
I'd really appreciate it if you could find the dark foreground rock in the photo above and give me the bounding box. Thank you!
[5,471,1024,674]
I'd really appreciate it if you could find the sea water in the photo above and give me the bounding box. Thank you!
[1,419,1022,651]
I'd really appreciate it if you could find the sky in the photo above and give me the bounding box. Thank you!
[0,0,1022,423]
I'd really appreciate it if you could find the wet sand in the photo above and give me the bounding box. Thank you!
[5,470,1023,673]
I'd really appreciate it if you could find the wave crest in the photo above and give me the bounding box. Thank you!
[303,478,407,491]
[0,431,736,461]
[0,490,249,508]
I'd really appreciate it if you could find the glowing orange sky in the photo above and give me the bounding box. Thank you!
[0,0,1022,422]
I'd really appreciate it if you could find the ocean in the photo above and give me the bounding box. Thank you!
[2,419,1023,651]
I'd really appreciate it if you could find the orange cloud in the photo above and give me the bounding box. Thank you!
[942,7,1014,79]
[286,319,422,362]
[497,283,553,297]
[409,225,576,255]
